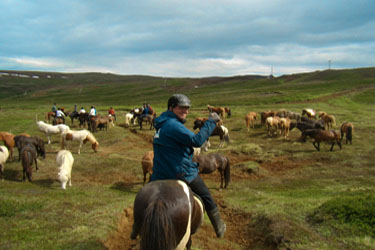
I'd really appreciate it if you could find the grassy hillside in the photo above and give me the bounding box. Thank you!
[0,67,375,250]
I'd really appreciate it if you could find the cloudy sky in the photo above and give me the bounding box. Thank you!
[1,0,374,77]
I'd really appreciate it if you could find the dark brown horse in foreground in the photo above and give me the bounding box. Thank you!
[14,135,46,161]
[20,144,39,182]
[193,153,230,189]
[340,122,354,144]
[301,129,341,151]
[131,180,204,250]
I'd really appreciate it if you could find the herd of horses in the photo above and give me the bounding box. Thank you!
[1,103,356,249]
[247,108,353,152]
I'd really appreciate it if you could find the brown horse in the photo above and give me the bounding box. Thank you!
[245,112,257,131]
[260,111,276,125]
[207,105,226,118]
[20,144,39,182]
[340,122,354,144]
[0,132,16,160]
[131,180,204,250]
[90,115,109,132]
[193,119,229,148]
[52,117,65,125]
[45,111,55,123]
[301,129,342,151]
[224,107,231,118]
[141,151,154,185]
[193,153,230,189]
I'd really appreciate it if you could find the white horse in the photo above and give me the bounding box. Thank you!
[108,114,115,127]
[0,146,9,180]
[125,113,136,127]
[36,121,70,144]
[218,126,230,148]
[61,129,99,154]
[56,150,74,189]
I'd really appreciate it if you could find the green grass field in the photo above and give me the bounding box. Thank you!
[0,68,375,249]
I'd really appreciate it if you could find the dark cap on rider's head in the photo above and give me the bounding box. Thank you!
[167,94,191,109]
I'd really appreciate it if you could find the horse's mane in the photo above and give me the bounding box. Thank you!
[85,131,98,145]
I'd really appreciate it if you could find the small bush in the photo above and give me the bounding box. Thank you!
[308,192,375,236]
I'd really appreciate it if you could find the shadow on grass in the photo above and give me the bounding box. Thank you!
[33,178,55,188]
[110,181,140,193]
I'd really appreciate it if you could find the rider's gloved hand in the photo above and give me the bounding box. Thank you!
[208,112,221,123]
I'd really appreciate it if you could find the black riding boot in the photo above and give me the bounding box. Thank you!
[207,207,226,238]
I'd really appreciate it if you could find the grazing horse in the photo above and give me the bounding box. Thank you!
[20,144,39,182]
[56,150,74,190]
[0,131,15,160]
[61,129,99,154]
[320,114,336,129]
[0,146,9,180]
[261,111,276,125]
[340,122,354,144]
[14,135,46,161]
[290,120,325,132]
[207,105,226,118]
[245,112,257,131]
[193,153,230,189]
[141,151,154,185]
[131,180,204,250]
[193,119,229,148]
[124,113,135,127]
[275,109,287,118]
[279,117,292,139]
[286,111,301,121]
[301,129,342,151]
[139,114,154,130]
[266,116,281,136]
[302,108,317,119]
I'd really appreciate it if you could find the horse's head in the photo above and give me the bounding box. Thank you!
[193,119,204,130]
[92,141,99,152]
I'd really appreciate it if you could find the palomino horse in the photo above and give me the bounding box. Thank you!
[141,151,154,185]
[266,116,281,136]
[0,131,15,160]
[245,112,257,131]
[340,122,354,144]
[193,153,230,189]
[320,114,336,129]
[302,109,317,119]
[61,129,99,154]
[279,117,292,139]
[207,105,226,118]
[139,114,154,130]
[131,180,204,250]
[301,129,342,151]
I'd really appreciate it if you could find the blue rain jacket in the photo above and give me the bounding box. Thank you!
[151,110,216,183]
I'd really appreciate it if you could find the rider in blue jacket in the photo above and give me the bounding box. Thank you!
[151,94,226,238]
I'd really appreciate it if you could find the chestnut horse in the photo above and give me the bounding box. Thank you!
[141,151,154,185]
[340,122,354,144]
[320,114,336,129]
[0,132,15,160]
[245,112,257,131]
[131,180,204,250]
[207,105,226,118]
[266,116,281,136]
[301,129,341,151]
[193,153,230,189]
[260,111,276,125]
[45,111,55,123]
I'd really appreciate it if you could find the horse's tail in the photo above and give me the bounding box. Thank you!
[224,157,231,188]
[140,199,176,250]
[347,126,352,142]
[222,126,230,144]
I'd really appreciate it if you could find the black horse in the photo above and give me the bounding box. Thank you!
[69,111,80,125]
[14,135,46,161]
[290,120,325,132]
[193,153,231,189]
[131,180,204,250]
[78,113,90,128]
